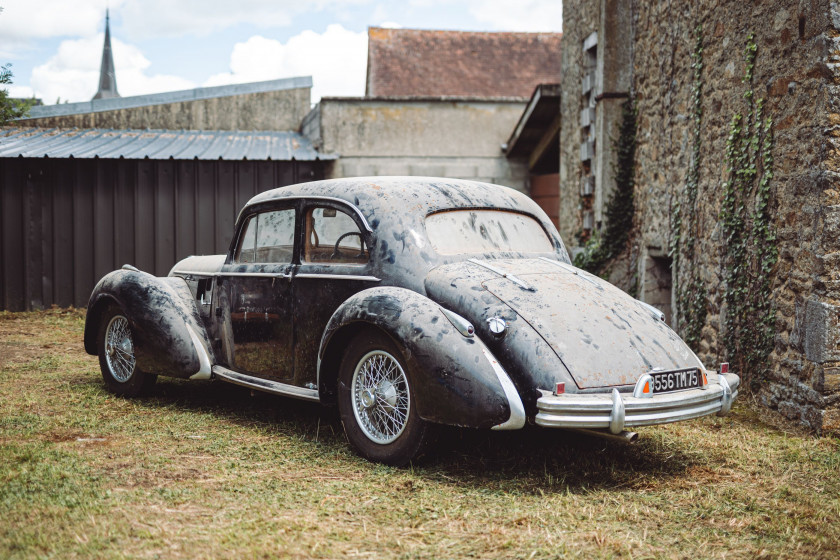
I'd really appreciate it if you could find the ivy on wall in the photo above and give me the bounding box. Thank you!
[574,99,637,274]
[719,33,777,386]
[670,24,707,349]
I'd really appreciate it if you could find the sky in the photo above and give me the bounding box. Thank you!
[0,0,563,106]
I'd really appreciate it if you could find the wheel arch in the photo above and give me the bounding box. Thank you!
[84,268,214,379]
[318,321,392,406]
[318,286,521,430]
[84,293,121,355]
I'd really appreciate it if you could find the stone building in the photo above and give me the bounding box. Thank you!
[559,0,840,433]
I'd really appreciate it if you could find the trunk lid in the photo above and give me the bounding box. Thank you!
[476,259,700,389]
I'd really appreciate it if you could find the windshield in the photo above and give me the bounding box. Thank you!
[425,210,554,255]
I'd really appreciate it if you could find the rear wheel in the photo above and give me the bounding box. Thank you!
[97,305,156,397]
[338,331,433,466]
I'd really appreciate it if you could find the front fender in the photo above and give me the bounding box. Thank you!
[84,268,214,379]
[319,287,525,430]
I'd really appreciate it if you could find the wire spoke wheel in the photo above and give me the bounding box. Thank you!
[351,350,410,444]
[104,315,136,383]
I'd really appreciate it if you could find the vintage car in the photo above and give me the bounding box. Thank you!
[84,177,739,465]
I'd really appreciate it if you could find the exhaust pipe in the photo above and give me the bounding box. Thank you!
[570,428,639,444]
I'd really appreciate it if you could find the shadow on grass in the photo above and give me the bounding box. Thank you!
[85,374,708,494]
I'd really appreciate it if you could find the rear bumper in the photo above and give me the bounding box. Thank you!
[535,372,740,434]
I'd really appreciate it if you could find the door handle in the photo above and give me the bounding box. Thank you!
[271,272,293,287]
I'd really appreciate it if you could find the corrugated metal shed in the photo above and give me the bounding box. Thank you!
[0,127,337,161]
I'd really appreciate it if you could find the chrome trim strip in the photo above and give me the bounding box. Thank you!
[172,270,219,277]
[299,196,373,232]
[633,374,654,398]
[220,272,292,278]
[481,345,526,431]
[175,271,379,281]
[537,257,600,286]
[215,271,292,278]
[440,307,475,337]
[248,195,373,232]
[295,273,381,282]
[468,258,535,291]
[637,299,666,322]
[212,365,320,401]
[186,324,212,380]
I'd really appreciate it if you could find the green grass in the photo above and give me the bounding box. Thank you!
[1,308,839,558]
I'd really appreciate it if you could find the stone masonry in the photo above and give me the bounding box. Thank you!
[560,0,840,434]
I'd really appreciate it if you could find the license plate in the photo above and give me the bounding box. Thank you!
[650,367,702,394]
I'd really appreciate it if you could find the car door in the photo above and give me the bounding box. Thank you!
[218,205,297,382]
[292,201,380,388]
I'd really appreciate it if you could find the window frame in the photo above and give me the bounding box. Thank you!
[299,200,372,267]
[228,201,301,266]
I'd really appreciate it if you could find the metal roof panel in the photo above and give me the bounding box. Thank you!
[0,127,337,161]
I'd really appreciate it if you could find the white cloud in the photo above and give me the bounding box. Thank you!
[408,0,562,31]
[118,0,372,40]
[30,34,194,104]
[466,0,562,31]
[5,84,35,99]
[0,0,116,55]
[204,24,367,102]
[0,0,373,46]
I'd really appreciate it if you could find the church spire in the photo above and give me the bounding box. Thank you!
[93,9,119,100]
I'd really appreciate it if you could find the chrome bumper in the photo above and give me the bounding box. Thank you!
[535,372,740,434]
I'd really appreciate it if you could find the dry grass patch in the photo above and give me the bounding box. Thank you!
[0,308,838,559]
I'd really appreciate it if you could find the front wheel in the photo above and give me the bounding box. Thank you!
[97,305,156,397]
[338,331,433,466]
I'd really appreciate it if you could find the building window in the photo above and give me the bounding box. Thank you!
[580,32,598,235]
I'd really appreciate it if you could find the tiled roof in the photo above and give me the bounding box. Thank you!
[0,127,336,161]
[365,27,562,99]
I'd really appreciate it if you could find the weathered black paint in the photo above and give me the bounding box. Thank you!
[424,260,577,415]
[320,287,511,429]
[85,177,704,433]
[84,268,214,378]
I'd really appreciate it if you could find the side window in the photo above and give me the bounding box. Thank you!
[234,209,296,264]
[304,206,368,264]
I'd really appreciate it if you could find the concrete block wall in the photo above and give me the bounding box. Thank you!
[310,97,530,192]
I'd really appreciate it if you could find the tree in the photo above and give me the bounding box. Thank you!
[1,5,32,125]
[1,63,33,124]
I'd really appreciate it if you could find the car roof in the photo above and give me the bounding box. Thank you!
[245,176,546,222]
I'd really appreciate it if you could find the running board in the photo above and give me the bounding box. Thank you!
[212,366,319,402]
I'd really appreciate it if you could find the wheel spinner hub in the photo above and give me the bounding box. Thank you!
[361,389,376,409]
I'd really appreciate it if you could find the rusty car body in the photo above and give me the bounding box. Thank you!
[84,177,739,465]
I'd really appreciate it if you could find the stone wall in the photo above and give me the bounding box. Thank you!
[308,97,529,191]
[16,80,312,132]
[560,0,840,433]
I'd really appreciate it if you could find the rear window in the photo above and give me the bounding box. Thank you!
[425,210,554,255]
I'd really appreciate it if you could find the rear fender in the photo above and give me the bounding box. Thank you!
[318,287,525,430]
[84,268,214,379]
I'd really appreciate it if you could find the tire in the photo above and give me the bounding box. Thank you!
[97,305,156,397]
[338,330,434,466]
